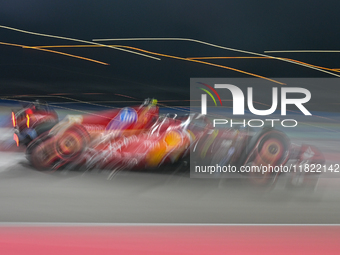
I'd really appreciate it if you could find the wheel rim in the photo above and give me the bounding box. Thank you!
[56,131,84,159]
[249,137,285,186]
[258,138,284,165]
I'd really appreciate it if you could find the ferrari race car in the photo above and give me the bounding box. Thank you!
[24,98,160,170]
[13,99,325,187]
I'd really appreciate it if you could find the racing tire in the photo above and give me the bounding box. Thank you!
[27,134,58,172]
[243,129,290,188]
[54,125,89,162]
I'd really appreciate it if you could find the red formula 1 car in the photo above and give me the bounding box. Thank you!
[24,98,159,170]
[75,114,193,173]
[17,100,325,188]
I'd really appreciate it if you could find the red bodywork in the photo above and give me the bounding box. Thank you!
[26,101,161,171]
[82,116,192,170]
[25,102,325,189]
[80,104,159,138]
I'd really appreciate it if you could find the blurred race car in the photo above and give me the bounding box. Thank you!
[75,114,192,172]
[24,98,159,170]
[79,113,325,187]
[15,100,325,188]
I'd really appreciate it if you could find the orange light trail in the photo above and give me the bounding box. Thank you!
[114,94,138,99]
[33,44,284,85]
[91,37,340,78]
[48,93,72,96]
[0,42,109,65]
[282,58,340,72]
[188,56,340,72]
[33,45,340,73]
[0,25,160,60]
[265,50,340,53]
[188,57,269,60]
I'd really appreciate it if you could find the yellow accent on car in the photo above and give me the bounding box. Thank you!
[164,131,181,147]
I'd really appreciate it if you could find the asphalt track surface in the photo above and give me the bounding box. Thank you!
[0,137,340,224]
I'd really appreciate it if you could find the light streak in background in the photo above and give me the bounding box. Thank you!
[32,44,284,85]
[0,25,160,60]
[0,52,337,131]
[265,50,340,53]
[4,91,338,124]
[31,43,340,77]
[188,57,340,72]
[24,43,340,74]
[2,75,339,123]
[5,94,121,110]
[3,93,339,133]
[1,41,338,125]
[114,94,138,99]
[2,98,114,120]
[0,41,109,65]
[91,37,340,78]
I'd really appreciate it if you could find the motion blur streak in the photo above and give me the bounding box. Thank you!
[0,42,109,65]
[3,98,113,120]
[3,86,339,125]
[91,37,340,78]
[188,56,271,59]
[22,47,109,66]
[188,56,340,72]
[4,92,338,121]
[0,226,339,255]
[107,46,278,85]
[265,50,340,53]
[114,93,138,99]
[7,94,121,110]
[0,25,160,60]
[5,92,338,124]
[35,44,283,84]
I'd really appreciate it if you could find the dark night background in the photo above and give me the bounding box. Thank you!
[0,0,340,108]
